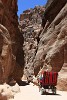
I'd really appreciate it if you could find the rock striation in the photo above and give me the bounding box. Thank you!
[34,1,67,73]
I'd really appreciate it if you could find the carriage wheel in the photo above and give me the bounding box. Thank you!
[54,87,56,94]
[52,87,56,94]
[40,88,44,95]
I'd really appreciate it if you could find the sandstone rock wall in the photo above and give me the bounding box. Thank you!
[33,0,67,75]
[19,6,45,79]
[42,0,67,28]
[0,0,24,83]
[0,24,12,83]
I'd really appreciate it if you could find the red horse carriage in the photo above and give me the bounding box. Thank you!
[38,71,58,95]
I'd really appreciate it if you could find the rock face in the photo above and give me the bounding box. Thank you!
[1,0,24,67]
[34,0,67,75]
[0,0,24,83]
[19,6,45,79]
[42,0,67,28]
[0,24,12,83]
[19,0,67,90]
[34,1,67,73]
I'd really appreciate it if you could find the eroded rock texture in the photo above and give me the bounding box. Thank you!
[19,6,45,79]
[0,0,24,83]
[34,2,67,73]
[0,24,13,83]
[42,0,67,28]
[34,1,67,74]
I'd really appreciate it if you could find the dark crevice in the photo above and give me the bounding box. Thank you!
[16,49,25,67]
[16,80,29,86]
[15,30,25,67]
[36,29,42,44]
[37,37,40,44]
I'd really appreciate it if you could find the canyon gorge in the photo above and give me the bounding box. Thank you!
[0,0,67,99]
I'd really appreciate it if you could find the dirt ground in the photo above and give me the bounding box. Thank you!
[9,82,67,100]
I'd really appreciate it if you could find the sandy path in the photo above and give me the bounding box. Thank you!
[14,83,67,100]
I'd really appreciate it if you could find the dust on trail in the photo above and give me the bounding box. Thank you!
[13,82,67,100]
